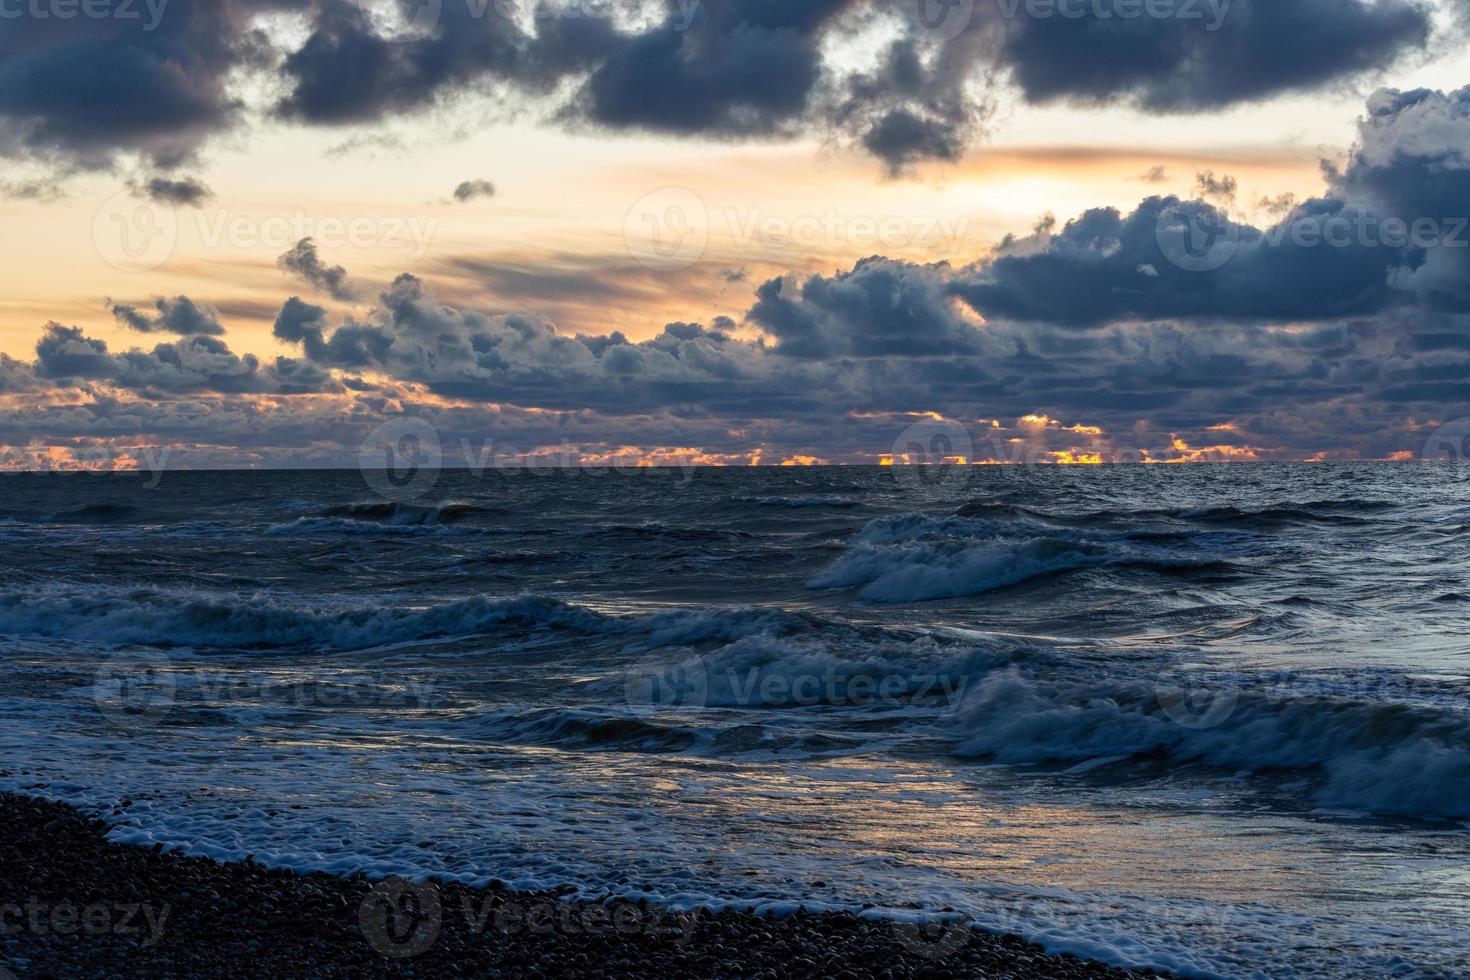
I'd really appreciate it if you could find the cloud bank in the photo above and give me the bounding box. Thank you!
[3,84,1469,467]
[0,0,1448,177]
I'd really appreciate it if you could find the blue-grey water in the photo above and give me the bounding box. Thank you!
[1,464,1467,977]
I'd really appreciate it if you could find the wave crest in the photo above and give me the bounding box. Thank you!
[0,588,611,651]
[809,514,1223,602]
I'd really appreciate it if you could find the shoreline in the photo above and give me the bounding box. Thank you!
[0,792,1165,978]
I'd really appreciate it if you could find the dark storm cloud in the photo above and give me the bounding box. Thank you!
[951,86,1470,328]
[1327,86,1470,311]
[452,179,496,202]
[996,0,1433,111]
[34,323,336,395]
[139,175,216,207]
[277,238,356,301]
[7,85,1470,463]
[273,295,390,366]
[35,324,118,380]
[949,196,1401,328]
[273,1,963,166]
[831,29,993,175]
[747,256,982,357]
[11,259,1470,463]
[110,296,228,336]
[0,0,1447,178]
[278,0,858,138]
[269,273,824,413]
[0,0,286,170]
[0,354,38,393]
[565,0,855,136]
[275,0,529,124]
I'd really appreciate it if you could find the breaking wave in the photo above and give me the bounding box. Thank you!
[947,668,1470,821]
[0,588,613,651]
[809,514,1226,602]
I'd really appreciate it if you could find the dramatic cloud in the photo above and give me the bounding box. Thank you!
[0,0,283,170]
[109,296,228,336]
[270,273,809,413]
[995,0,1433,111]
[34,323,336,395]
[278,238,357,301]
[832,35,992,175]
[951,86,1470,327]
[748,256,982,358]
[5,85,1470,466]
[275,0,530,124]
[1328,86,1470,311]
[0,0,1448,178]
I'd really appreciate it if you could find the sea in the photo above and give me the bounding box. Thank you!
[0,463,1467,977]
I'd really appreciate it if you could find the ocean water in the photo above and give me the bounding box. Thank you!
[1,464,1467,977]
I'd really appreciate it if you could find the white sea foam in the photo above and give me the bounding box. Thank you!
[738,496,860,508]
[810,514,1221,601]
[948,667,1470,820]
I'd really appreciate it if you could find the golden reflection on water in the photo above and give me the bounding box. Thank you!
[544,751,1453,914]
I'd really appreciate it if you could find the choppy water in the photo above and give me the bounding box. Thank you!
[1,464,1467,977]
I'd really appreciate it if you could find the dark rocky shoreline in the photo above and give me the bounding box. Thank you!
[1,793,1163,979]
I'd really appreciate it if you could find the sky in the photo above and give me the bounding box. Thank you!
[2,0,1470,469]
